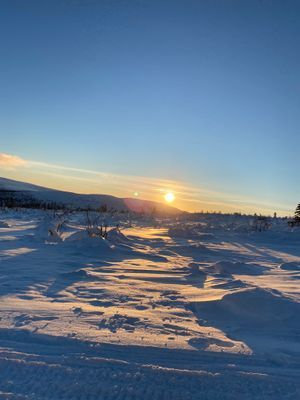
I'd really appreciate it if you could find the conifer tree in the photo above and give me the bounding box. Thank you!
[294,203,300,221]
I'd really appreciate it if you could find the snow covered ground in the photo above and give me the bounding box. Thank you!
[0,210,299,399]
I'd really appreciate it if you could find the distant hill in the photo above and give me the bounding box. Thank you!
[0,177,183,215]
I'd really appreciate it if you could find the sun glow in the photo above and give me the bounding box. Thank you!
[164,192,175,203]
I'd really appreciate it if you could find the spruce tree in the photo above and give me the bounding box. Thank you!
[295,203,300,221]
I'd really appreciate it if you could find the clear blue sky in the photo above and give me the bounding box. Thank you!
[0,0,299,214]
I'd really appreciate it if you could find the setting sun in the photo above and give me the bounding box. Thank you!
[164,192,175,203]
[0,1,298,397]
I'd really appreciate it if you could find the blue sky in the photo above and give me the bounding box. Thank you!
[0,0,299,214]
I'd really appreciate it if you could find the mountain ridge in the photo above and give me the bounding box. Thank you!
[0,176,183,215]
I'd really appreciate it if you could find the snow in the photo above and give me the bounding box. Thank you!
[0,176,181,215]
[0,210,299,399]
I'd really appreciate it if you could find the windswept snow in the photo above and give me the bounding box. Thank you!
[0,210,299,399]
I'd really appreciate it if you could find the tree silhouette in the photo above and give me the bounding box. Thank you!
[294,203,300,221]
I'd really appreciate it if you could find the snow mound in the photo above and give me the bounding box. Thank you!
[0,221,9,228]
[107,227,130,245]
[65,229,90,242]
[61,269,90,280]
[33,216,62,242]
[65,229,111,251]
[192,288,300,328]
[280,262,300,271]
[209,261,267,276]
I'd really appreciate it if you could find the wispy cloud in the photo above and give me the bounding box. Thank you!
[0,152,292,215]
[0,153,27,169]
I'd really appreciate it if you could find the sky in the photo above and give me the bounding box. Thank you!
[0,0,299,215]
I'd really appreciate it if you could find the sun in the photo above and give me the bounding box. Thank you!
[164,192,175,203]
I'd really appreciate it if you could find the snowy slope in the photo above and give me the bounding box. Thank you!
[0,176,182,215]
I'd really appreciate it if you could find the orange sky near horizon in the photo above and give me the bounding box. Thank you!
[0,152,293,217]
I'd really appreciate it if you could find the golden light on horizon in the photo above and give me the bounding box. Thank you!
[164,192,175,203]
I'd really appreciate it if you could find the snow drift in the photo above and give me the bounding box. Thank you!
[191,287,300,328]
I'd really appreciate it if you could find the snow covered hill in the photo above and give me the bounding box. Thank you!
[0,177,182,215]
